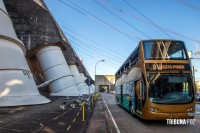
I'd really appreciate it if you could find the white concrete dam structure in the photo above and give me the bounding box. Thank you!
[0,0,50,106]
[89,84,95,94]
[80,73,90,94]
[36,46,80,96]
[80,73,87,81]
[69,65,88,95]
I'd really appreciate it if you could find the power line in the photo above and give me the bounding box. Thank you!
[70,44,97,77]
[50,0,127,76]
[71,46,104,77]
[57,0,200,47]
[85,61,114,74]
[60,24,128,58]
[123,0,173,39]
[72,44,95,59]
[94,0,151,39]
[70,40,94,56]
[66,32,125,61]
[67,34,93,49]
[71,42,119,72]
[58,0,138,42]
[83,65,95,76]
[69,37,121,68]
[70,35,121,65]
[65,32,124,65]
[104,1,200,44]
[177,0,200,12]
[177,0,200,20]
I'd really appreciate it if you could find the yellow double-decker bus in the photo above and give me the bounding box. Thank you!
[115,40,195,120]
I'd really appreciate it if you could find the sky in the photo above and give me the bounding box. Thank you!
[44,0,200,80]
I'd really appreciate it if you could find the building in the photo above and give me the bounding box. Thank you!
[95,75,115,93]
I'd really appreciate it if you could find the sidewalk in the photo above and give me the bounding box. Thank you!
[86,96,110,133]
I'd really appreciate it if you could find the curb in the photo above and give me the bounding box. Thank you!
[82,97,99,133]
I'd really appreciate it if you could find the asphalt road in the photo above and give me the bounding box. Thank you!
[0,96,91,133]
[101,93,200,133]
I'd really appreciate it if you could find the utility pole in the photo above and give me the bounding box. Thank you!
[89,76,90,95]
[195,43,200,55]
[188,51,198,88]
[193,66,195,83]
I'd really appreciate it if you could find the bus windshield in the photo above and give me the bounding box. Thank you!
[147,73,194,104]
[143,41,187,60]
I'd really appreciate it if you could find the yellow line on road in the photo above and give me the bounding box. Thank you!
[52,109,71,120]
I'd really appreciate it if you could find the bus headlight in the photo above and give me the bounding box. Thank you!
[149,107,158,112]
[187,107,193,112]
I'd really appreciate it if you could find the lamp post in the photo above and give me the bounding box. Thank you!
[188,51,199,83]
[95,60,105,92]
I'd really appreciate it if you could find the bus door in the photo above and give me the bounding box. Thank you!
[120,85,123,105]
[135,80,142,116]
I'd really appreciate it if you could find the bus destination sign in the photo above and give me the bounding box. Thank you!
[162,65,185,70]
[146,63,190,70]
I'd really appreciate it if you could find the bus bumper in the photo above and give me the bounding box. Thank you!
[142,110,195,120]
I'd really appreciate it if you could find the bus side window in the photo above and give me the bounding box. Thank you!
[126,81,134,96]
[129,81,134,96]
[116,86,120,94]
[123,83,127,95]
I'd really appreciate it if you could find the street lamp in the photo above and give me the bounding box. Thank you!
[95,60,105,92]
[188,51,199,82]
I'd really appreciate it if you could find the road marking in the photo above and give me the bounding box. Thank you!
[102,96,121,133]
[67,125,71,131]
[73,118,76,123]
[33,122,44,133]
[77,112,79,116]
[2,128,20,132]
[52,108,71,120]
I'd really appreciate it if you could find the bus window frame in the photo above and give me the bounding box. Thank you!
[142,40,189,60]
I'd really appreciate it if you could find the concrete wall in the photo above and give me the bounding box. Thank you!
[3,0,93,95]
[95,75,115,93]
